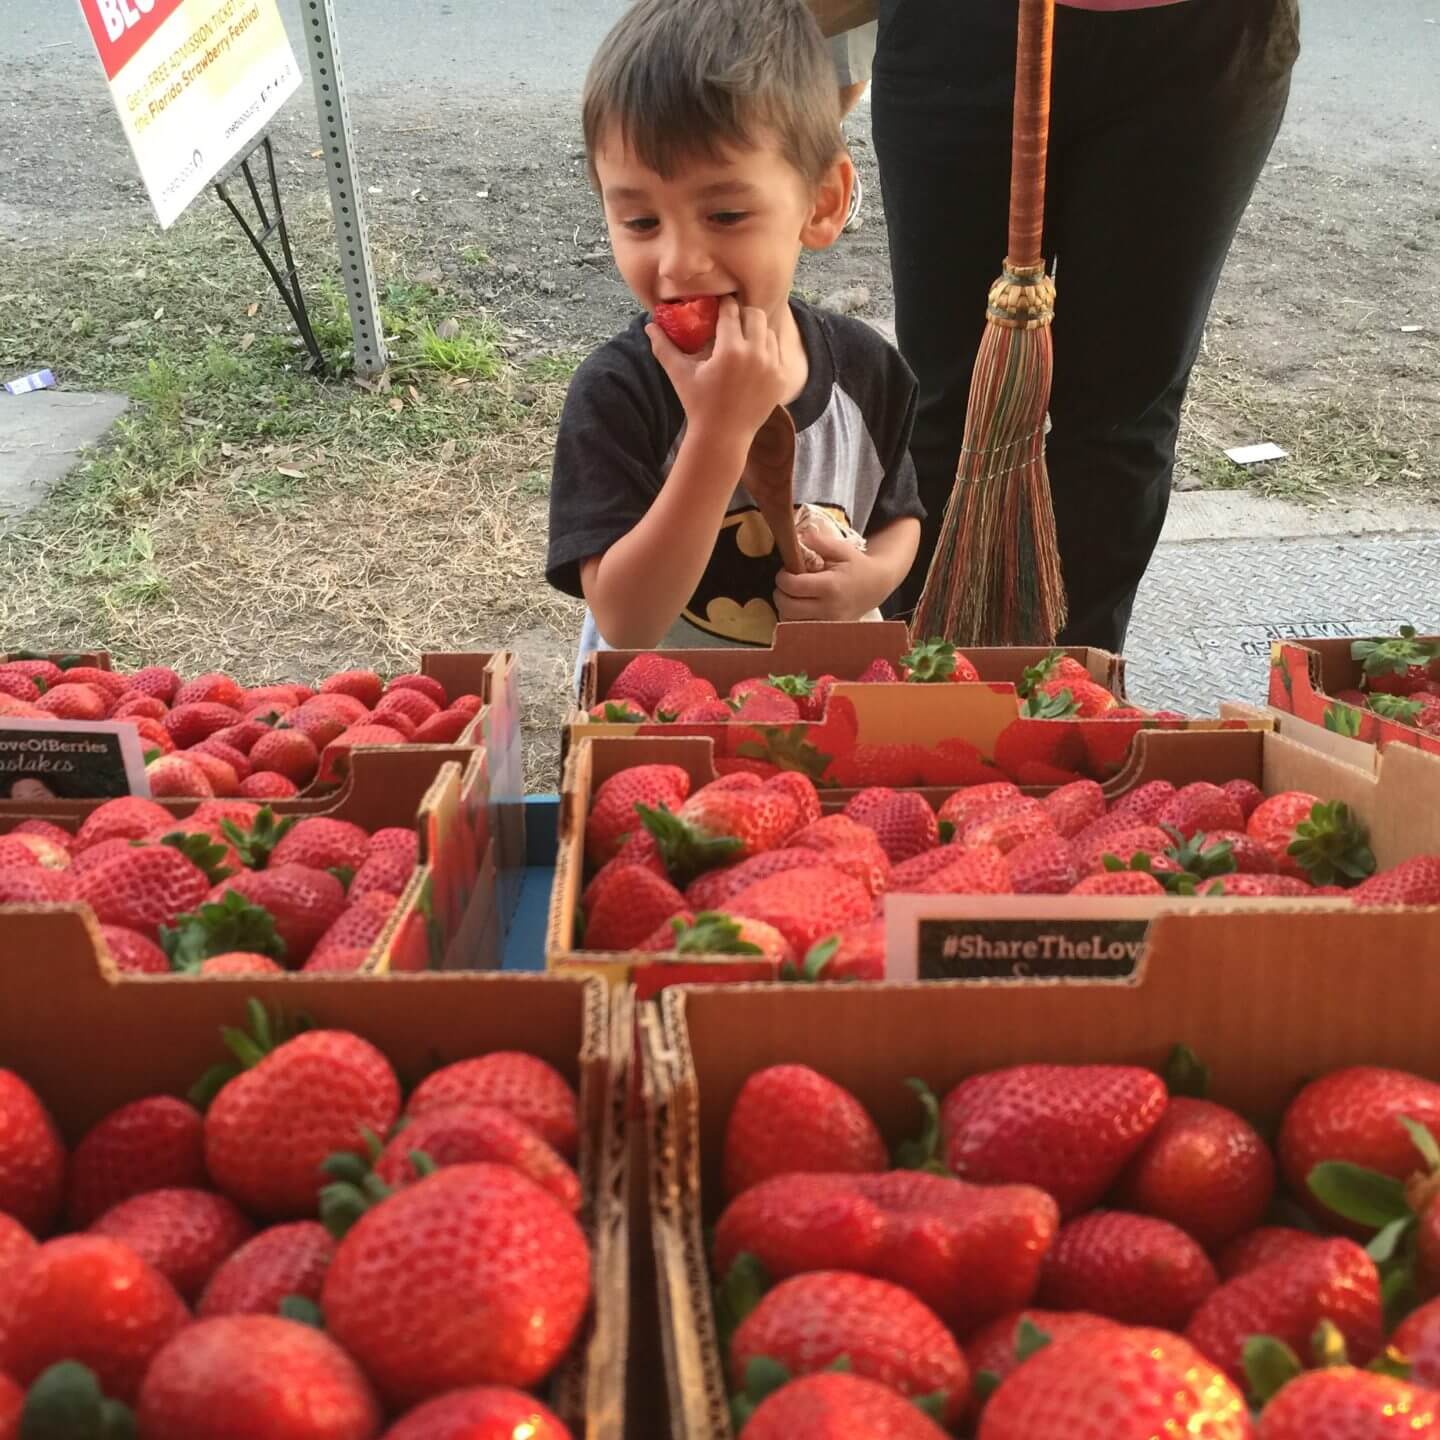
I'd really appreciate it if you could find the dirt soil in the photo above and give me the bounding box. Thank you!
[1,73,1436,788]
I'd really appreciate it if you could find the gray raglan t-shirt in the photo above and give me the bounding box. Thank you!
[545,299,924,663]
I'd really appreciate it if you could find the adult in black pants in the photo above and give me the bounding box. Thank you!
[871,0,1300,651]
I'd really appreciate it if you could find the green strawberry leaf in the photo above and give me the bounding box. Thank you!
[937,820,955,844]
[1353,627,1439,678]
[801,936,840,982]
[1401,1115,1440,1173]
[911,1390,948,1421]
[220,806,297,869]
[901,638,958,683]
[1370,694,1424,724]
[1162,1043,1210,1099]
[1242,1335,1303,1404]
[1017,649,1063,700]
[142,748,160,765]
[767,672,815,700]
[1381,1255,1421,1333]
[741,1358,791,1406]
[161,891,286,971]
[972,1369,1002,1403]
[893,1078,947,1174]
[1324,704,1364,737]
[1286,801,1376,887]
[1370,1347,1414,1380]
[671,912,763,957]
[1022,689,1078,719]
[636,804,744,886]
[1014,1318,1052,1362]
[1307,1161,1411,1229]
[714,1253,770,1354]
[736,724,833,781]
[826,1356,852,1374]
[157,830,235,885]
[1366,1216,1413,1265]
[278,1295,325,1330]
[600,701,647,722]
[19,1359,134,1440]
[1161,825,1237,881]
[327,865,355,891]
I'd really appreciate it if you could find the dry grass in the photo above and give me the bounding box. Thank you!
[0,199,582,790]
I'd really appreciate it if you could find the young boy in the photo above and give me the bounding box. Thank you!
[546,0,923,666]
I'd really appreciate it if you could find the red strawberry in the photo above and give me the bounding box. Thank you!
[0,1235,189,1403]
[271,817,370,874]
[1390,1295,1440,1388]
[1184,1238,1382,1383]
[241,771,301,799]
[192,737,253,781]
[673,699,732,723]
[978,1324,1252,1440]
[1075,822,1172,876]
[650,777,805,875]
[714,1169,1058,1335]
[0,838,40,870]
[207,865,347,962]
[938,782,1024,829]
[941,1064,1168,1217]
[202,951,289,976]
[317,669,384,707]
[829,743,930,789]
[372,688,441,732]
[724,1066,884,1198]
[1199,874,1313,897]
[743,1372,949,1440]
[183,748,240,795]
[0,693,44,719]
[857,658,902,684]
[1247,791,1374,885]
[197,1220,335,1317]
[146,753,218,797]
[1116,1097,1274,1250]
[125,665,182,701]
[1217,1227,1327,1280]
[90,1187,254,1301]
[1256,1366,1440,1439]
[1036,1211,1217,1329]
[411,709,475,743]
[644,909,794,964]
[323,1164,590,1403]
[128,715,176,756]
[114,691,168,720]
[163,700,241,748]
[1219,778,1263,819]
[0,659,63,687]
[586,763,691,866]
[585,863,687,950]
[1071,870,1166,895]
[919,737,1005,788]
[653,677,719,720]
[65,1096,206,1228]
[1350,855,1440,906]
[993,709,1087,785]
[888,844,968,891]
[652,294,720,352]
[1157,782,1246,838]
[373,1104,580,1212]
[0,1071,64,1234]
[137,1314,381,1440]
[1078,709,1150,777]
[592,697,650,723]
[1198,829,1277,874]
[0,1211,37,1281]
[250,729,320,784]
[0,670,39,703]
[76,843,210,932]
[732,1272,970,1425]
[348,848,415,898]
[766,770,822,828]
[318,724,409,784]
[381,1387,572,1440]
[901,637,981,684]
[843,789,939,863]
[35,682,109,720]
[307,893,398,966]
[0,865,79,905]
[963,801,1057,855]
[366,826,420,861]
[1006,834,1079,895]
[728,866,872,955]
[686,848,822,910]
[205,1028,401,1220]
[804,919,885,981]
[1354,626,1440,695]
[606,654,694,711]
[173,672,245,710]
[10,819,74,850]
[1278,1066,1440,1223]
[1109,779,1177,824]
[1041,779,1105,838]
[583,831,668,911]
[1035,676,1115,717]
[909,846,1014,896]
[283,703,350,750]
[385,673,448,708]
[407,1054,578,1160]
[964,1309,1119,1416]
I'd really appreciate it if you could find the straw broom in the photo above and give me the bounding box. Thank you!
[912,0,1066,646]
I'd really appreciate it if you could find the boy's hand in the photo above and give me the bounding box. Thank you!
[773,525,892,621]
[646,296,786,443]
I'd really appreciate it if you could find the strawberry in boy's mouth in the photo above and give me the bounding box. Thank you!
[652,294,721,353]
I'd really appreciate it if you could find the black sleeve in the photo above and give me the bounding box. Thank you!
[544,324,681,599]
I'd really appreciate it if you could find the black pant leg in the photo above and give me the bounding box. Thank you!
[1046,0,1299,651]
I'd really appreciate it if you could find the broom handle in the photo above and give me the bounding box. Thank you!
[1008,0,1055,271]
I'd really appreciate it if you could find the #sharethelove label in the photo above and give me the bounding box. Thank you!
[917,918,1147,980]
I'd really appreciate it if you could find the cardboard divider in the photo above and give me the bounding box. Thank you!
[1268,635,1440,759]
[0,922,623,1437]
[650,927,1440,1437]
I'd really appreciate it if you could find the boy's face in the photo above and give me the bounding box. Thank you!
[593,128,850,331]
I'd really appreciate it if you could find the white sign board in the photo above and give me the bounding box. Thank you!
[78,0,302,228]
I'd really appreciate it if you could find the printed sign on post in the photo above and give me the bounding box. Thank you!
[0,720,151,800]
[78,0,301,228]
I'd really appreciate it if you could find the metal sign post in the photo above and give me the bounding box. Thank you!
[297,0,387,377]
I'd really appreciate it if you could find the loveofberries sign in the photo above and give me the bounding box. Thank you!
[79,0,302,227]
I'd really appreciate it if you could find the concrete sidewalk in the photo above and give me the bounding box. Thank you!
[0,389,128,521]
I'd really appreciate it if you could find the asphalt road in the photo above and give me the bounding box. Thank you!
[10,0,1438,160]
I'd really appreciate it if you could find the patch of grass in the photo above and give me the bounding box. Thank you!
[410,318,504,379]
[523,352,582,383]
[460,245,491,267]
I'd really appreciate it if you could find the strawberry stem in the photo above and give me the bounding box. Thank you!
[893,1078,947,1174]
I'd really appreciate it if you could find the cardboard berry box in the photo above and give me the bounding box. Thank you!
[639,918,1440,1439]
[547,724,1440,989]
[564,621,1204,790]
[0,937,630,1437]
[0,747,504,975]
[1268,631,1440,759]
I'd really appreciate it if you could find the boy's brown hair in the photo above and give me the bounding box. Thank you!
[582,0,842,185]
